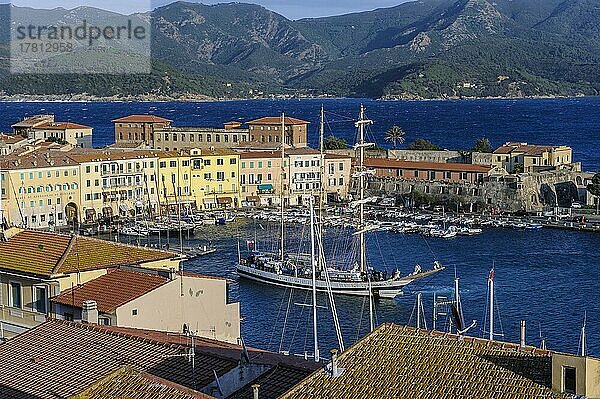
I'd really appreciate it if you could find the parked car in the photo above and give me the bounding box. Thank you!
[571,202,583,209]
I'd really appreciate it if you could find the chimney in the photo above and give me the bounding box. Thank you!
[251,384,260,399]
[329,349,344,377]
[520,320,526,348]
[82,300,98,324]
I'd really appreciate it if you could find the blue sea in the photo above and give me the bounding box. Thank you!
[1,97,599,169]
[2,97,600,356]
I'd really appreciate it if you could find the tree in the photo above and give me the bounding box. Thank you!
[384,125,406,149]
[324,135,349,150]
[513,164,524,174]
[408,138,441,151]
[472,137,493,153]
[587,172,600,214]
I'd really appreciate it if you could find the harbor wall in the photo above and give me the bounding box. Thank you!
[356,168,585,213]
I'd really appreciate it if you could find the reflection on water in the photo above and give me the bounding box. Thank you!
[113,219,600,357]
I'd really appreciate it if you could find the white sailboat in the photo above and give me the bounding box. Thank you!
[237,106,444,298]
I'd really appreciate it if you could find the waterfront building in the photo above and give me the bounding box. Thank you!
[287,148,322,206]
[239,151,286,207]
[0,228,180,339]
[153,123,250,151]
[69,150,161,223]
[493,142,574,173]
[0,134,29,156]
[189,148,241,210]
[364,158,493,184]
[324,153,352,202]
[11,114,55,137]
[281,323,593,398]
[112,115,172,148]
[0,151,81,229]
[157,151,197,214]
[247,116,309,148]
[0,319,318,398]
[51,267,241,344]
[26,121,93,148]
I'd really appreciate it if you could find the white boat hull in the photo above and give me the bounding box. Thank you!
[237,264,441,298]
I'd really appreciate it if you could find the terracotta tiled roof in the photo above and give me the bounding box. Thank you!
[68,150,161,163]
[364,158,492,173]
[112,115,172,123]
[286,148,320,156]
[0,230,177,277]
[0,320,317,399]
[72,366,211,399]
[0,151,78,170]
[35,121,92,130]
[281,324,572,399]
[493,142,564,156]
[239,151,281,159]
[11,115,54,128]
[324,153,352,160]
[51,269,168,312]
[0,134,27,144]
[247,117,309,125]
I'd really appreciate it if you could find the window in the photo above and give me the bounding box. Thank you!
[204,159,211,166]
[132,309,138,316]
[230,158,236,165]
[34,286,47,313]
[182,160,190,167]
[10,282,22,308]
[98,317,111,326]
[217,159,224,166]
[64,313,74,321]
[170,161,177,167]
[217,172,225,181]
[563,366,576,394]
[241,162,246,169]
[159,161,166,168]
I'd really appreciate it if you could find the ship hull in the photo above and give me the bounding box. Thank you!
[237,264,441,298]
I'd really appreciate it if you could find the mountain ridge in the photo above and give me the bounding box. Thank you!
[1,0,599,99]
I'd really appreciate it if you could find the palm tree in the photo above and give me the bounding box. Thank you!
[385,125,406,149]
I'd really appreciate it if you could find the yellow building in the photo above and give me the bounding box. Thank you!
[69,151,161,223]
[189,148,241,209]
[156,151,195,214]
[493,142,574,173]
[1,151,80,229]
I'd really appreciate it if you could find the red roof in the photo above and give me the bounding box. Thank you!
[112,115,172,123]
[364,158,492,173]
[247,117,309,125]
[35,121,92,130]
[51,269,168,312]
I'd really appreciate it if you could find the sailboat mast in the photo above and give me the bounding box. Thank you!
[309,197,320,362]
[318,106,326,268]
[489,268,494,341]
[280,112,286,264]
[358,105,366,274]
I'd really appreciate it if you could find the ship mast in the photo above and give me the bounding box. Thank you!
[355,105,373,274]
[318,105,326,266]
[309,196,320,362]
[280,112,286,264]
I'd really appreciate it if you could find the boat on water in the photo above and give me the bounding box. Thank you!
[236,107,444,298]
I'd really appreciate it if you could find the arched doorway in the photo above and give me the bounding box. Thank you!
[65,202,78,225]
[576,176,583,186]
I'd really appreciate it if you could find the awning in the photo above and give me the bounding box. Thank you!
[135,201,144,208]
[246,196,260,202]
[258,184,273,190]
[119,203,129,212]
[203,198,217,204]
[217,197,233,204]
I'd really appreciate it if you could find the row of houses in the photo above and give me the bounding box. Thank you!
[0,145,352,229]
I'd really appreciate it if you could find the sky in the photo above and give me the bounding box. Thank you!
[7,0,413,19]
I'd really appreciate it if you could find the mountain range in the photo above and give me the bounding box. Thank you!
[1,0,599,99]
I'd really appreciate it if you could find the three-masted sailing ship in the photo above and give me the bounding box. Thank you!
[237,106,444,298]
